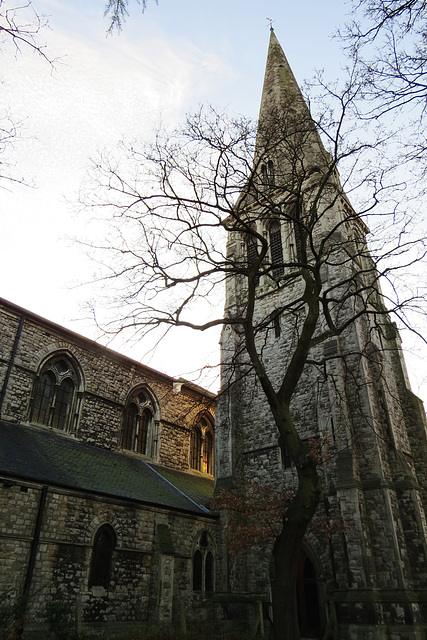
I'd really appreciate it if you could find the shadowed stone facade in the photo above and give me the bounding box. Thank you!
[215,30,427,640]
[1,30,427,640]
[0,298,218,636]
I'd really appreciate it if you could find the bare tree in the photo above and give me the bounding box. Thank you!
[341,0,427,173]
[104,0,158,33]
[0,0,51,187]
[80,55,427,635]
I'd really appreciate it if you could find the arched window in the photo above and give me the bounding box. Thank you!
[89,524,116,589]
[205,551,215,592]
[192,530,215,594]
[122,390,155,457]
[260,160,274,189]
[190,427,202,471]
[192,549,203,592]
[246,234,260,286]
[261,164,268,188]
[297,548,323,637]
[269,220,284,276]
[30,355,81,432]
[190,415,214,474]
[32,371,55,426]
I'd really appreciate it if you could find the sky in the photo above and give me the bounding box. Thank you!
[1,0,426,400]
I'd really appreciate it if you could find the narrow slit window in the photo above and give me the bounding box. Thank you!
[269,220,284,276]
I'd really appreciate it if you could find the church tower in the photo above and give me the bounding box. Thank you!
[215,30,427,639]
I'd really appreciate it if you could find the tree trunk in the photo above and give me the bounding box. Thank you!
[271,461,322,640]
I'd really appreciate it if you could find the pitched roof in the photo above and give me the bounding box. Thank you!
[148,463,214,510]
[0,421,214,517]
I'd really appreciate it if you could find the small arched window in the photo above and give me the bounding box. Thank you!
[261,164,268,189]
[269,220,284,277]
[260,160,274,190]
[190,427,202,471]
[89,524,116,589]
[190,415,214,474]
[30,355,81,432]
[246,233,260,286]
[192,530,215,594]
[122,390,155,457]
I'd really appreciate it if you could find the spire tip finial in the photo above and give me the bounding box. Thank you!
[266,17,275,31]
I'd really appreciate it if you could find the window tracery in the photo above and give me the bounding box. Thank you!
[122,389,157,457]
[192,530,215,593]
[190,415,214,474]
[29,354,82,432]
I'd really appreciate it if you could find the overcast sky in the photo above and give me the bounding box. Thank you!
[1,0,426,401]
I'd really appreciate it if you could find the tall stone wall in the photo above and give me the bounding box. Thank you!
[215,192,427,638]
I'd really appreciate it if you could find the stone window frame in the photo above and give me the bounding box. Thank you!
[88,523,116,590]
[28,351,84,433]
[192,530,215,594]
[189,413,214,475]
[122,385,160,459]
[260,159,275,190]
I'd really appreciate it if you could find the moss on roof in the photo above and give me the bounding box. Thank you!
[0,421,213,516]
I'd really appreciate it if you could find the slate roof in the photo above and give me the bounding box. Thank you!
[148,463,214,509]
[0,421,214,517]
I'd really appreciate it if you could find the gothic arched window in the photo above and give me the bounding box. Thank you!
[261,163,269,189]
[246,233,260,286]
[190,427,202,471]
[190,415,214,474]
[269,220,284,277]
[122,390,155,457]
[89,524,116,589]
[192,530,215,594]
[260,160,274,189]
[30,355,81,432]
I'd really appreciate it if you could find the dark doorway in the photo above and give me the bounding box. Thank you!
[296,548,322,638]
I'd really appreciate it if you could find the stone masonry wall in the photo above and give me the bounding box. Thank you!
[0,299,214,471]
[0,477,219,634]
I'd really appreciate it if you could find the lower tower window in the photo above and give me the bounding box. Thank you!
[192,530,215,594]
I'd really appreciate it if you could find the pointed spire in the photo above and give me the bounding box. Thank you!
[258,28,311,125]
[255,29,330,173]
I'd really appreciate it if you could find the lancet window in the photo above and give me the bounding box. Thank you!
[89,524,116,589]
[190,415,214,475]
[122,388,156,457]
[192,530,215,593]
[269,220,284,276]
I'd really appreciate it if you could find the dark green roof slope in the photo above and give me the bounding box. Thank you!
[148,463,214,509]
[0,421,212,516]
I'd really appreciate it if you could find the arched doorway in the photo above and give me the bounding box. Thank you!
[296,547,323,638]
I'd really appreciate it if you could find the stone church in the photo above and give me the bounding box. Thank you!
[1,29,427,640]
